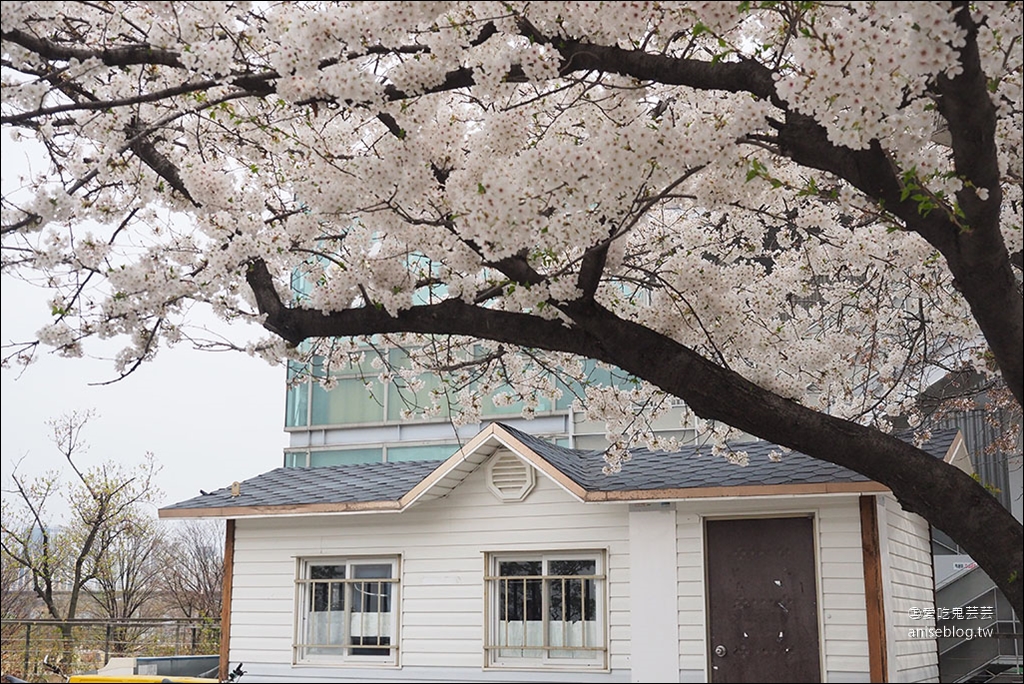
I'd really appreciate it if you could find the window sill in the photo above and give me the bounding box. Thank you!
[483,661,609,673]
[292,660,401,669]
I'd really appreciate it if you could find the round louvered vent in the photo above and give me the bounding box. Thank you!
[486,451,535,502]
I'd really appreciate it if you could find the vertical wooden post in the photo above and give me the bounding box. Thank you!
[219,519,236,681]
[860,495,889,682]
[23,623,31,676]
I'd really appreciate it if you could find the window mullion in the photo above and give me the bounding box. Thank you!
[343,567,353,657]
[541,559,550,659]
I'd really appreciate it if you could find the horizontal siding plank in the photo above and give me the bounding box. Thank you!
[822,577,866,595]
[231,597,293,612]
[822,624,869,641]
[678,624,705,641]
[232,586,294,601]
[402,652,483,668]
[818,545,863,563]
[822,609,868,626]
[676,595,704,614]
[819,530,864,549]
[824,655,871,672]
[818,518,862,535]
[827,639,872,657]
[678,652,706,671]
[676,565,703,584]
[402,597,482,613]
[230,623,293,639]
[821,592,870,610]
[820,561,864,579]
[403,639,482,655]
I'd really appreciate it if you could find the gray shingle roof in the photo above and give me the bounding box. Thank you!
[500,423,959,492]
[161,460,439,512]
[161,424,959,512]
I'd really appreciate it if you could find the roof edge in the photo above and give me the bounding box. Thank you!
[398,423,591,509]
[158,499,403,519]
[488,427,588,501]
[583,480,890,502]
[944,429,972,472]
[398,423,501,508]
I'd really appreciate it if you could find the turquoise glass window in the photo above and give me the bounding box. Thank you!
[308,448,383,467]
[387,444,459,462]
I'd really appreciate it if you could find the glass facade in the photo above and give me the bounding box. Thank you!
[286,354,637,430]
[282,346,682,468]
[285,443,465,468]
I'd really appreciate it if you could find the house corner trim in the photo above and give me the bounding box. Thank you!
[860,495,889,682]
[219,518,236,681]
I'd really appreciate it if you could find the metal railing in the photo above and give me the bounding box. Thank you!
[0,618,219,680]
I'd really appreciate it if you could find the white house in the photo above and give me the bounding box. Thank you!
[160,423,967,683]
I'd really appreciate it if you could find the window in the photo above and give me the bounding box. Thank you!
[485,552,606,668]
[295,558,399,664]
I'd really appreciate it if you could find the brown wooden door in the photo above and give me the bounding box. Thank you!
[706,516,821,683]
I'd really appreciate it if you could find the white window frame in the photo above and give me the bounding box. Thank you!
[485,551,607,669]
[294,556,400,666]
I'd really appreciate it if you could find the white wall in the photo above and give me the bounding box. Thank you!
[225,462,904,683]
[879,495,939,683]
[227,459,632,682]
[628,503,679,682]
[674,496,872,683]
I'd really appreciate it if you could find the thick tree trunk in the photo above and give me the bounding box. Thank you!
[59,623,75,674]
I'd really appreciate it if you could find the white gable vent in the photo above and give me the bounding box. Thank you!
[487,451,535,502]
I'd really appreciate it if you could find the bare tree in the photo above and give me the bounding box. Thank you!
[160,520,224,621]
[0,532,35,621]
[0,410,161,669]
[1,538,37,676]
[86,517,166,653]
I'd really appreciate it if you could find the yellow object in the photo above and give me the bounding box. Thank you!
[69,676,218,683]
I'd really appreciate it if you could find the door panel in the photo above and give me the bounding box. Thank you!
[706,516,821,683]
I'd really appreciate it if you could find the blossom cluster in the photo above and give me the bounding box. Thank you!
[2,1,1019,450]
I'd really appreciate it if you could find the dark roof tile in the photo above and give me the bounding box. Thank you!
[161,460,439,512]
[162,424,959,512]
[498,423,958,492]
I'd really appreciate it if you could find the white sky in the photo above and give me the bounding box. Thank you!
[1,135,289,517]
[0,275,289,514]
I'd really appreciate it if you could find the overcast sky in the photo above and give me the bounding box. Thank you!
[0,275,289,515]
[1,137,289,518]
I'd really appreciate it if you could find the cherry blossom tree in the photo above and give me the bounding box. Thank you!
[1,2,1021,612]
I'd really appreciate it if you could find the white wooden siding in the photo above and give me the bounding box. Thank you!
[674,497,871,683]
[228,460,631,682]
[225,463,931,684]
[880,494,939,682]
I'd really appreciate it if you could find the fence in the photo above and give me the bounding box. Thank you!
[0,618,220,680]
